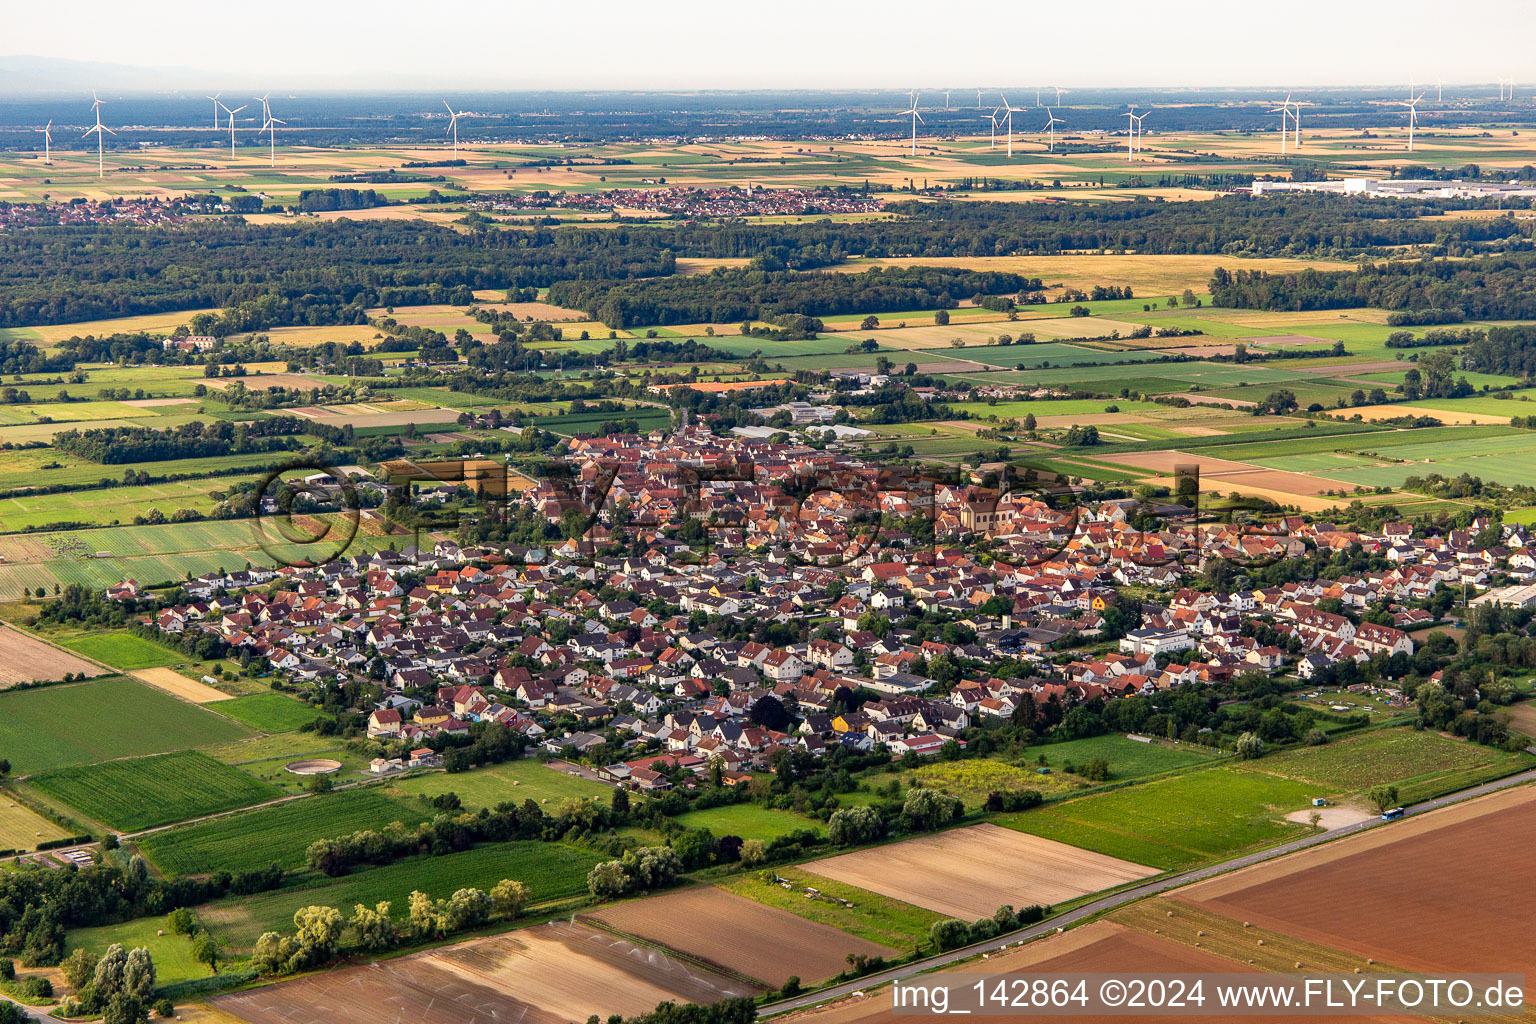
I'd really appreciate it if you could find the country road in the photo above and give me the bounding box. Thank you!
[759,767,1536,1017]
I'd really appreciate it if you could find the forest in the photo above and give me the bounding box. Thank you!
[52,417,314,464]
[547,266,1031,328]
[0,195,1529,329]
[1209,252,1536,319]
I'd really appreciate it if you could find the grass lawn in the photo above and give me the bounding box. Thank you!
[996,766,1316,871]
[389,758,614,810]
[199,842,602,948]
[210,693,329,733]
[66,915,214,987]
[720,867,944,953]
[0,676,252,774]
[54,631,186,671]
[1237,727,1524,795]
[28,750,281,832]
[672,803,824,841]
[138,788,428,875]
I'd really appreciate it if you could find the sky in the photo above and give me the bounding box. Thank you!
[6,0,1535,92]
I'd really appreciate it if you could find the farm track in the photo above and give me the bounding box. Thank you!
[760,766,1536,1017]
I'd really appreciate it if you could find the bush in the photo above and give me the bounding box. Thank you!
[901,787,963,832]
[827,805,886,846]
[154,998,175,1018]
[982,789,1043,812]
[23,976,52,998]
[1304,728,1329,746]
[0,958,13,981]
[1235,732,1265,759]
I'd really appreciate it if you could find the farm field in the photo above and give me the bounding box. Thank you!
[589,886,895,987]
[131,667,238,703]
[210,693,328,732]
[54,630,187,670]
[719,867,945,952]
[137,788,428,875]
[0,624,102,686]
[803,823,1156,919]
[1176,786,1536,975]
[1031,734,1226,778]
[27,750,282,832]
[998,766,1316,870]
[210,920,756,1024]
[0,676,252,774]
[0,793,72,851]
[1236,727,1521,795]
[200,842,604,947]
[0,479,226,533]
[390,758,615,808]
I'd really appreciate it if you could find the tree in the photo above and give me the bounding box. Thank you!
[490,879,530,919]
[901,787,963,831]
[407,890,448,939]
[934,309,950,325]
[123,947,156,1002]
[167,907,197,936]
[930,918,971,951]
[192,932,222,974]
[861,315,879,330]
[1235,732,1265,759]
[0,1003,24,1024]
[828,805,886,846]
[1368,784,1400,813]
[103,993,147,1024]
[587,861,629,900]
[738,838,767,866]
[749,694,790,731]
[61,947,99,990]
[293,905,344,964]
[349,902,396,952]
[94,943,129,998]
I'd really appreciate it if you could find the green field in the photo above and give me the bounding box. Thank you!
[65,914,214,987]
[138,788,429,875]
[0,676,252,774]
[0,792,72,851]
[1031,735,1225,779]
[390,758,615,809]
[28,750,281,832]
[200,841,603,947]
[54,631,186,671]
[1237,727,1518,793]
[210,693,329,733]
[721,867,944,951]
[998,766,1316,870]
[672,803,824,840]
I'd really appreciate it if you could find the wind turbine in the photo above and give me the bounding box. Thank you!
[208,92,222,129]
[36,120,52,165]
[1053,86,1067,104]
[257,95,285,167]
[1042,108,1063,152]
[976,88,983,109]
[1402,91,1424,151]
[1289,99,1306,148]
[218,101,247,158]
[82,92,114,179]
[999,93,1025,157]
[1435,77,1445,102]
[1124,109,1138,160]
[944,90,950,110]
[1267,93,1296,154]
[1132,108,1150,152]
[900,91,924,156]
[443,99,468,159]
[984,106,1001,150]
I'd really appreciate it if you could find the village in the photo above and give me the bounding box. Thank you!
[120,426,1531,793]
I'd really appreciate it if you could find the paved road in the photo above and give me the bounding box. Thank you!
[1,997,61,1023]
[760,767,1536,1017]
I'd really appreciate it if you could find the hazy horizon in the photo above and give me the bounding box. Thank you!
[6,0,1534,93]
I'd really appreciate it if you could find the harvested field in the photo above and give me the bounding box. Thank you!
[204,373,318,392]
[1104,450,1351,495]
[0,625,101,687]
[295,407,462,429]
[211,921,756,1024]
[121,397,197,407]
[1178,786,1536,975]
[1348,403,1513,425]
[802,823,1155,920]
[589,886,895,987]
[778,918,1397,1024]
[131,667,232,703]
